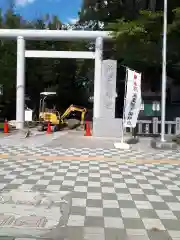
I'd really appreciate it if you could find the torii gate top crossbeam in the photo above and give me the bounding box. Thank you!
[0,29,112,40]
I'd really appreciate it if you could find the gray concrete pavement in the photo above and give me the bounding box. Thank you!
[46,130,117,149]
[0,128,178,155]
[45,130,154,151]
[0,130,180,160]
[0,127,179,240]
[0,155,179,239]
[0,130,68,147]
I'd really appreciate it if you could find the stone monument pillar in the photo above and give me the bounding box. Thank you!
[93,59,123,138]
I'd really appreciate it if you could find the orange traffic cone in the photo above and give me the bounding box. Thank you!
[46,122,52,134]
[85,121,91,136]
[4,119,9,134]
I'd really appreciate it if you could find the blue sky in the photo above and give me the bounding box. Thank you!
[0,0,82,24]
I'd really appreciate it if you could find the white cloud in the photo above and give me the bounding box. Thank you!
[68,18,78,24]
[15,0,36,7]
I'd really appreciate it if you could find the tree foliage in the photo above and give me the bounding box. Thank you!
[79,0,180,80]
[2,0,180,120]
[108,10,163,69]
[0,9,93,119]
[108,5,180,73]
[79,0,164,30]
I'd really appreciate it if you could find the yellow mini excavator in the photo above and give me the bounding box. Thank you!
[37,92,87,131]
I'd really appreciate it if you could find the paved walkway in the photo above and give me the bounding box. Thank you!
[0,155,179,239]
[0,145,180,160]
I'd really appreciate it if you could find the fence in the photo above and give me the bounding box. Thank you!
[125,117,180,136]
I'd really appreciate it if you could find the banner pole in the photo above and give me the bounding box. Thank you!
[121,67,128,143]
[114,67,141,150]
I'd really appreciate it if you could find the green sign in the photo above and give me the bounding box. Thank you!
[144,103,154,116]
[141,101,161,117]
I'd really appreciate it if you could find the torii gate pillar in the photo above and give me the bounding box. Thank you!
[16,36,25,129]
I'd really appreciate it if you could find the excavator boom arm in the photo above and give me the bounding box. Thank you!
[60,105,87,123]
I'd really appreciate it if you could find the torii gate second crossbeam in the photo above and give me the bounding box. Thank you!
[0,29,111,129]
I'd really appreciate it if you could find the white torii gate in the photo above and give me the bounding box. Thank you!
[0,29,111,129]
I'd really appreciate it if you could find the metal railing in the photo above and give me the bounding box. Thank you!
[125,117,180,136]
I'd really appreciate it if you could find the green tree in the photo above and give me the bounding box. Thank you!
[0,8,92,119]
[0,9,25,119]
[79,0,165,30]
[108,10,163,69]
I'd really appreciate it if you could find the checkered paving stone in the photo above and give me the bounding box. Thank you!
[0,145,180,159]
[0,158,180,239]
